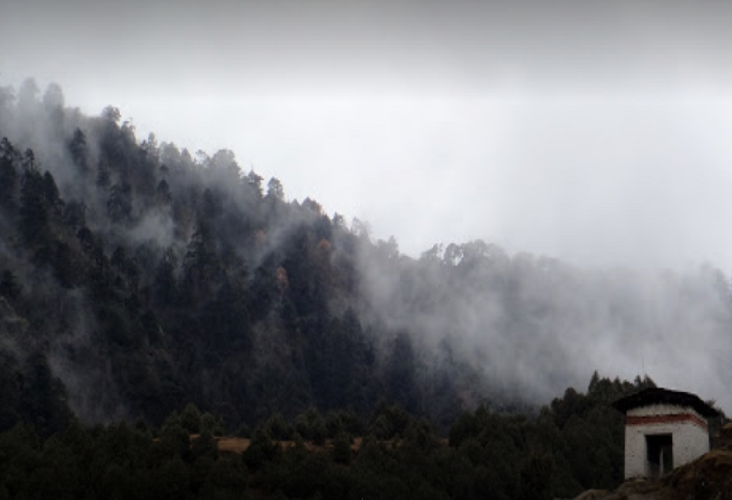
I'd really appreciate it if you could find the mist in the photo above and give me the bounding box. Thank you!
[1,74,731,423]
[357,241,732,411]
[3,0,732,270]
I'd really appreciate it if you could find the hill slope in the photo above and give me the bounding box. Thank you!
[1,79,732,433]
[566,450,732,500]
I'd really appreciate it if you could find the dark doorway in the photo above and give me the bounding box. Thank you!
[646,434,673,478]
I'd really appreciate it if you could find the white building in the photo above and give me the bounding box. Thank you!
[613,387,718,480]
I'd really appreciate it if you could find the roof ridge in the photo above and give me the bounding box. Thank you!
[612,387,719,418]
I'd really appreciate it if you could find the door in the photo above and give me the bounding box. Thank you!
[646,433,673,478]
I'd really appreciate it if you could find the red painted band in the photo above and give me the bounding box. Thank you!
[626,414,708,431]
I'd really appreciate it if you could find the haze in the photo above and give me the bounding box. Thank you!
[2,0,731,269]
[2,1,732,412]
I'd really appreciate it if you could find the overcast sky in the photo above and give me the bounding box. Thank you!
[2,0,732,270]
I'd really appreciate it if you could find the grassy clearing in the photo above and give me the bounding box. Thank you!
[208,436,366,454]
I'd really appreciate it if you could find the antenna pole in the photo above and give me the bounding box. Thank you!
[641,346,645,376]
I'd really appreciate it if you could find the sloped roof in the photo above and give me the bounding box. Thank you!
[612,387,719,418]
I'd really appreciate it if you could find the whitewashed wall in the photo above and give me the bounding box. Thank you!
[624,404,710,479]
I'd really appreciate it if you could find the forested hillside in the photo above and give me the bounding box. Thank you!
[0,78,731,437]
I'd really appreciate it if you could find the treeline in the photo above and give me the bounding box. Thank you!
[0,373,656,500]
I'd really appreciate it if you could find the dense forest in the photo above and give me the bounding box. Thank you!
[0,373,661,500]
[0,78,730,497]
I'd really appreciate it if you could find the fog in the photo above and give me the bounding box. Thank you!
[355,238,732,412]
[2,0,732,268]
[1,0,732,417]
